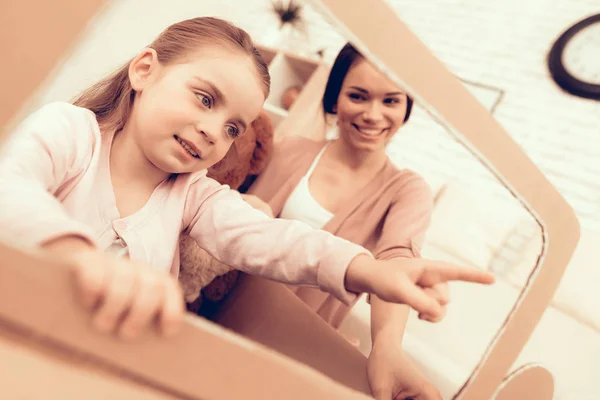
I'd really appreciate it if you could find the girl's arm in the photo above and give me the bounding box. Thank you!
[184,177,493,320]
[185,181,369,305]
[0,103,187,339]
[0,102,98,249]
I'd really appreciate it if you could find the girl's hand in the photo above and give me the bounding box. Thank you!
[345,255,494,322]
[71,250,184,339]
[419,282,450,321]
[43,236,184,339]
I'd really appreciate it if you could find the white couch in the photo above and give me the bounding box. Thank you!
[338,182,600,400]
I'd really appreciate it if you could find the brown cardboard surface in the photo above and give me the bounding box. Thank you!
[0,0,106,138]
[213,274,372,394]
[0,324,177,400]
[0,0,580,399]
[0,242,374,399]
[309,0,580,399]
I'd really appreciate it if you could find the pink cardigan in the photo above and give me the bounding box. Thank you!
[248,136,433,327]
[0,102,370,305]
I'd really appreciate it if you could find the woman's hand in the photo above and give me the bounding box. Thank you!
[240,193,274,218]
[368,339,442,400]
[345,255,493,322]
[44,236,184,339]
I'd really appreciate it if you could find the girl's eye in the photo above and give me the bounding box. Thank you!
[197,93,213,109]
[226,125,240,139]
[384,97,401,105]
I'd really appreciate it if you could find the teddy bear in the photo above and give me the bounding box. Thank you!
[178,110,274,315]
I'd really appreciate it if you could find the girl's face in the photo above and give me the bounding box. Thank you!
[128,45,265,174]
[335,58,409,153]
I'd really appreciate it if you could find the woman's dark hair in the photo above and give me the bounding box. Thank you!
[322,43,413,123]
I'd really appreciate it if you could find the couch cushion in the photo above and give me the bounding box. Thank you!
[423,182,526,270]
[498,227,600,333]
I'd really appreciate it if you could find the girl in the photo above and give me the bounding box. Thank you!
[0,18,493,342]
[247,43,446,399]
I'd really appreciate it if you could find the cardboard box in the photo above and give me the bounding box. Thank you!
[0,0,580,398]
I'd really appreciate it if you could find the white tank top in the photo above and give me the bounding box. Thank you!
[280,142,334,229]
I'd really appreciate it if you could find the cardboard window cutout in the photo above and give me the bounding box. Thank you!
[0,0,579,399]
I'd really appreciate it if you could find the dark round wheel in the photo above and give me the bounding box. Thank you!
[547,13,600,100]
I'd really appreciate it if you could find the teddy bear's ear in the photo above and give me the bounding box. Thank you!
[248,111,275,175]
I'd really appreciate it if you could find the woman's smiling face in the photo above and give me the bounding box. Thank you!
[335,58,409,152]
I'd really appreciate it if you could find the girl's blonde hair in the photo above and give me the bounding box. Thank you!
[73,17,270,132]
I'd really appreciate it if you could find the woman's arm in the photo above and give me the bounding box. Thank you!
[366,173,444,399]
[239,193,274,218]
[370,171,436,333]
[371,295,410,345]
[371,281,449,345]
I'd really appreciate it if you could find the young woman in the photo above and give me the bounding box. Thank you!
[248,43,451,400]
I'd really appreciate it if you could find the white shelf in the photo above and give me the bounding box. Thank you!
[264,51,319,110]
[255,44,328,139]
[263,102,288,129]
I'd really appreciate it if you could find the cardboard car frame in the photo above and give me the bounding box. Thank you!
[0,0,580,399]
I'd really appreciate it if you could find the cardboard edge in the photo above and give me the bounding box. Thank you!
[0,243,373,399]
